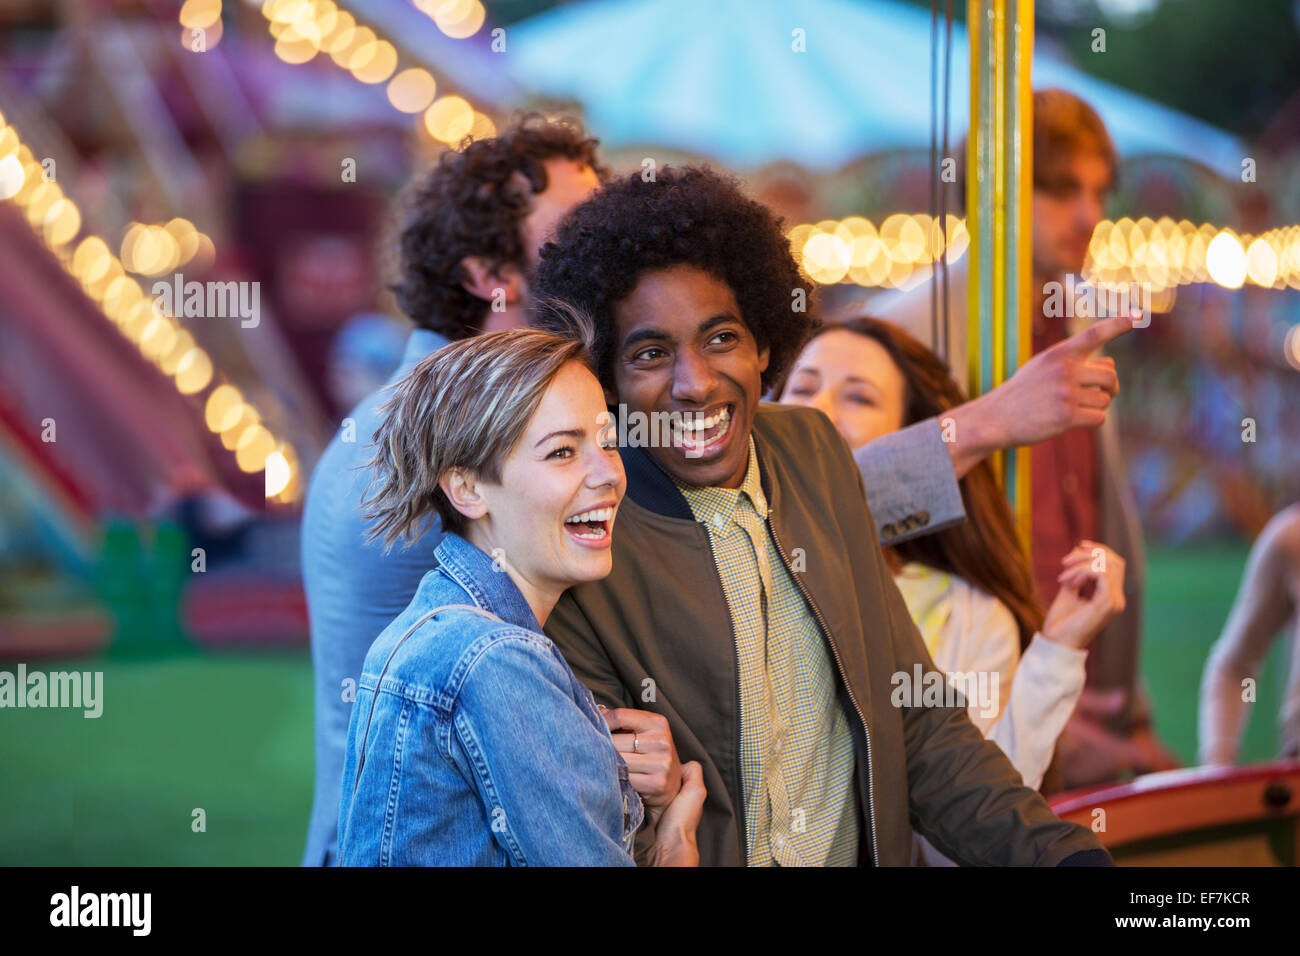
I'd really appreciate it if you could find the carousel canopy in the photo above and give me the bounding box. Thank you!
[508,0,1245,177]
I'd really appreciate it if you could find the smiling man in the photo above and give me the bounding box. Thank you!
[533,165,1111,866]
[613,264,768,488]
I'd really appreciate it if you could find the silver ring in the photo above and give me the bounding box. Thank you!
[633,733,640,753]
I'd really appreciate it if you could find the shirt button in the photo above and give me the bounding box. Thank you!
[774,833,787,850]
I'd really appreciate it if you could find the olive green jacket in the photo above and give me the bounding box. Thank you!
[545,402,1109,866]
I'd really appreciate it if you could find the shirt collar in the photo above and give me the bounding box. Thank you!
[737,437,768,517]
[432,532,541,633]
[672,436,768,528]
[616,405,780,522]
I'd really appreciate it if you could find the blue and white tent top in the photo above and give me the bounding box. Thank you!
[507,0,1244,176]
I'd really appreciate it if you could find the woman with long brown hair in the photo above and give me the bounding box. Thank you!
[777,316,1127,864]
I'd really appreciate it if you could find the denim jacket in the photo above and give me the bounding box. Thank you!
[336,532,643,866]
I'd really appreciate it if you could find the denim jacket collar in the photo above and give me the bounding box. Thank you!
[433,533,542,633]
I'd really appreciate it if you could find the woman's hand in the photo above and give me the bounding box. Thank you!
[1042,540,1127,650]
[601,707,682,822]
[648,761,706,867]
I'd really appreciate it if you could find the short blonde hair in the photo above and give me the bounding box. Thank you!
[362,320,592,546]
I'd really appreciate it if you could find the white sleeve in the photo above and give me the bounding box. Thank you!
[988,635,1088,790]
[952,587,1020,738]
[955,587,1088,790]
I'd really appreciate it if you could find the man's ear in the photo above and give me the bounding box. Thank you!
[461,257,524,309]
[757,344,771,375]
[440,468,489,522]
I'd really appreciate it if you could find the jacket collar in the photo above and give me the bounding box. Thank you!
[619,406,774,520]
[432,533,541,633]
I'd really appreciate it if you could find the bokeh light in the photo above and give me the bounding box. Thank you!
[387,68,438,113]
[424,96,475,143]
[1206,232,1247,289]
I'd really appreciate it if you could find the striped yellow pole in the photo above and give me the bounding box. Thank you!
[967,0,1034,548]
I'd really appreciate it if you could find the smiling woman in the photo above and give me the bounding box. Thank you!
[337,323,706,866]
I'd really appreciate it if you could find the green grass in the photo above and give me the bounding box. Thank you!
[0,542,1288,864]
[0,651,314,865]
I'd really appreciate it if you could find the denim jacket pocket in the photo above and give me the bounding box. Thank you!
[570,681,644,857]
[617,757,645,857]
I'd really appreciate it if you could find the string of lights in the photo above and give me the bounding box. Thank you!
[412,0,488,39]
[792,213,968,288]
[0,109,302,503]
[792,214,1300,296]
[258,0,497,144]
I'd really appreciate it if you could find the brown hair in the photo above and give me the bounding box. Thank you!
[362,312,594,544]
[1032,88,1117,197]
[390,113,607,339]
[779,317,1045,650]
[955,88,1117,208]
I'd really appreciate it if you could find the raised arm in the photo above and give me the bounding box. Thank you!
[876,547,1109,865]
[944,314,1134,479]
[1200,508,1300,765]
[852,315,1135,547]
[975,541,1126,790]
[853,418,965,545]
[947,590,1085,793]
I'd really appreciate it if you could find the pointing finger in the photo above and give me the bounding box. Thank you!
[1060,315,1135,357]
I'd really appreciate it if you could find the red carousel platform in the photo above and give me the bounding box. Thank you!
[1051,760,1300,865]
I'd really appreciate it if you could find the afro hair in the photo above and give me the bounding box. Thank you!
[531,165,819,392]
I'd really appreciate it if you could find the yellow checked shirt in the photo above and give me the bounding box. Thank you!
[673,437,859,866]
